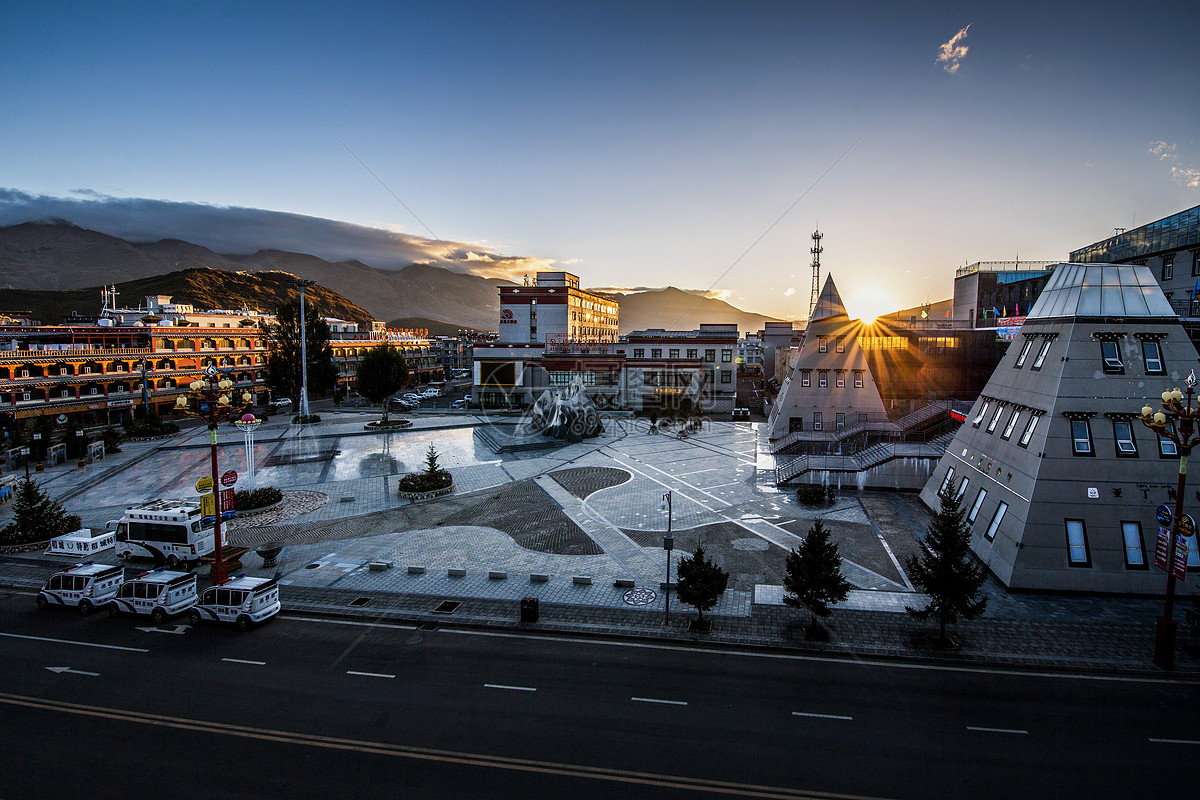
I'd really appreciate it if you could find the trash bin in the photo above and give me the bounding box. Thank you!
[520,597,539,623]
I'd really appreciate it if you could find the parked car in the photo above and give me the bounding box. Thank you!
[107,568,197,624]
[450,399,466,409]
[422,388,439,397]
[38,562,125,614]
[188,576,280,631]
[270,397,292,409]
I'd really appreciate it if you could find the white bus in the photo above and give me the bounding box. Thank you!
[109,499,215,569]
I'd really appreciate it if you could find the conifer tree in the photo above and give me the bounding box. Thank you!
[675,545,729,627]
[784,519,852,634]
[0,478,82,546]
[355,344,408,423]
[905,479,987,644]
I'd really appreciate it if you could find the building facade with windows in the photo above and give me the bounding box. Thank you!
[498,272,619,345]
[921,263,1200,593]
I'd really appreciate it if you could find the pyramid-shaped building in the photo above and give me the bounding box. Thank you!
[920,263,1200,593]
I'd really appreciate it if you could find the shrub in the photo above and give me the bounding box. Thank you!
[127,417,179,437]
[0,478,82,546]
[100,426,123,454]
[396,470,452,493]
[234,486,283,511]
[796,484,827,505]
[292,414,321,424]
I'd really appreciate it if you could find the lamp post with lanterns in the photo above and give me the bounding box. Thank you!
[1138,370,1200,669]
[175,365,254,584]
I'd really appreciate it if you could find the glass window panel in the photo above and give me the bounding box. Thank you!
[984,502,1007,541]
[1019,415,1039,446]
[1121,522,1145,567]
[1071,420,1092,454]
[968,489,987,523]
[1066,519,1090,565]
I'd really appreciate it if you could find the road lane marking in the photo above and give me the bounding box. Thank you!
[1150,738,1200,745]
[0,692,888,800]
[632,696,687,706]
[793,711,853,721]
[221,658,266,666]
[347,670,395,679]
[0,632,147,653]
[967,726,1028,735]
[45,666,100,676]
[485,684,537,692]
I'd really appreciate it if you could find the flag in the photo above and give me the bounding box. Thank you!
[1015,303,1020,315]
[1003,306,1008,318]
[945,309,950,318]
[1193,278,1199,298]
[992,306,1001,317]
[921,308,928,319]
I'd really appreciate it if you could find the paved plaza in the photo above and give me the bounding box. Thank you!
[2,408,1199,673]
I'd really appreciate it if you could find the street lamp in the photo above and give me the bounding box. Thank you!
[296,279,316,420]
[137,358,150,419]
[661,490,673,625]
[1138,370,1200,669]
[174,365,254,584]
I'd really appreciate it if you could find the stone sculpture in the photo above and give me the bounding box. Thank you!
[524,378,603,442]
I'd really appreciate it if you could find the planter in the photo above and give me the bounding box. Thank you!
[396,483,454,502]
[364,419,413,430]
[235,499,285,519]
[0,538,55,554]
[255,542,284,568]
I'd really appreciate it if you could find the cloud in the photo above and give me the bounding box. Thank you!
[936,25,971,74]
[783,287,796,297]
[1146,142,1199,190]
[0,188,556,280]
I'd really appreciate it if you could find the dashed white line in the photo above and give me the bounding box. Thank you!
[631,696,687,706]
[347,670,395,679]
[221,658,266,666]
[485,683,537,692]
[967,726,1028,735]
[793,711,853,721]
[1150,738,1200,745]
[0,632,147,653]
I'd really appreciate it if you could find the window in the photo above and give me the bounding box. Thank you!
[1015,338,1034,368]
[1001,410,1021,440]
[800,371,811,387]
[835,412,845,430]
[19,369,29,377]
[973,400,990,427]
[1161,255,1173,281]
[1121,521,1146,569]
[819,337,828,353]
[1113,420,1137,456]
[984,502,1007,542]
[722,350,732,363]
[939,467,956,496]
[651,349,662,359]
[669,348,679,359]
[1193,251,1200,278]
[813,412,823,431]
[835,372,845,388]
[818,371,828,388]
[854,372,863,388]
[633,349,644,359]
[1065,519,1091,566]
[720,371,732,384]
[1071,419,1093,455]
[968,489,987,523]
[1100,340,1123,374]
[986,404,1005,433]
[1141,340,1164,374]
[1032,339,1052,370]
[687,348,698,359]
[705,349,716,363]
[1159,425,1178,457]
[836,337,845,353]
[1018,415,1039,447]
[955,477,970,501]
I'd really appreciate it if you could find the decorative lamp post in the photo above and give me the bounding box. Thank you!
[20,446,29,480]
[234,413,262,491]
[296,279,316,420]
[174,366,254,583]
[1138,370,1200,669]
[661,490,673,625]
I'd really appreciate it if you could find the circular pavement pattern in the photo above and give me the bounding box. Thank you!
[622,587,658,606]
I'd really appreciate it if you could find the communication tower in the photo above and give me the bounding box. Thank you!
[808,229,823,321]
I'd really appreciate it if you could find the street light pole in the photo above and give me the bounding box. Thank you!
[662,490,673,625]
[138,358,149,419]
[175,366,254,584]
[296,279,315,420]
[1139,370,1200,670]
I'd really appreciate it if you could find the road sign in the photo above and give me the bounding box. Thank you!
[220,488,236,520]
[201,492,216,520]
[1172,536,1189,581]
[221,470,238,487]
[1156,505,1173,526]
[1154,526,1171,572]
[195,476,213,493]
[1178,513,1196,539]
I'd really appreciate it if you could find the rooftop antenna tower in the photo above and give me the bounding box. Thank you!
[808,229,823,321]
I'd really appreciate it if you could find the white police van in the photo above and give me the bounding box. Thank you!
[107,568,197,623]
[188,575,280,630]
[37,562,124,614]
[109,499,215,568]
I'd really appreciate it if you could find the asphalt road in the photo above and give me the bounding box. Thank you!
[1,591,1196,800]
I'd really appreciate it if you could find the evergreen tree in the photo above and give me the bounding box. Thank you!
[783,519,852,633]
[262,298,337,404]
[355,344,408,422]
[423,444,444,478]
[905,479,988,644]
[675,545,729,627]
[0,478,82,546]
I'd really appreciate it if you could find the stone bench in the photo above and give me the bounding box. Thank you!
[488,570,507,580]
[530,573,550,583]
[407,565,426,574]
[447,568,467,578]
[572,576,593,586]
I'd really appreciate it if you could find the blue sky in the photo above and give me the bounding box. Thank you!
[3,1,1197,322]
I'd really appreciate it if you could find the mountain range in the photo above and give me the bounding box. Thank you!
[1,221,783,334]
